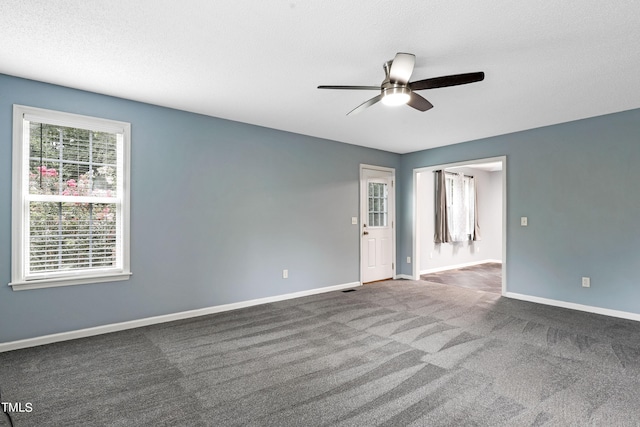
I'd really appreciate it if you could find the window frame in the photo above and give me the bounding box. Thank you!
[10,105,132,291]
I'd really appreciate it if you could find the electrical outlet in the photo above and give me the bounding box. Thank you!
[406,257,411,264]
[283,269,288,279]
[582,277,590,288]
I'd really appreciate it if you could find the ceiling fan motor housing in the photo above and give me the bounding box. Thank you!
[381,85,411,106]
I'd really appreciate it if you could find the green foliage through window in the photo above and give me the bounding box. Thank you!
[27,122,119,273]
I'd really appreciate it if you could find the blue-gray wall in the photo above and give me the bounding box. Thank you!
[3,73,640,344]
[398,108,640,314]
[0,74,399,342]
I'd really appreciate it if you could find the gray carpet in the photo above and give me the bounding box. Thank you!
[421,262,502,294]
[3,279,640,426]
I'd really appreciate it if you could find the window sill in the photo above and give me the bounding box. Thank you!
[9,272,132,291]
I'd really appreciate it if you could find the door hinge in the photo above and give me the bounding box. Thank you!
[392,262,395,269]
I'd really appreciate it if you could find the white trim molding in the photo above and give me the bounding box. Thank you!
[505,292,640,323]
[10,272,132,291]
[0,281,361,353]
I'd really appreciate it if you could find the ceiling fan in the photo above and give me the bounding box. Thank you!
[318,52,484,115]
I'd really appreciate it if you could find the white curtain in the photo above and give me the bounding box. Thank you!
[448,173,476,242]
[448,173,466,242]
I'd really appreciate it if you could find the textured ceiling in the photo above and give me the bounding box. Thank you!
[1,1,639,154]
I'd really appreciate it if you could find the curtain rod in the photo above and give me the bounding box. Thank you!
[433,170,474,179]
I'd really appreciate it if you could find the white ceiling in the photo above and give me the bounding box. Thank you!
[1,1,639,154]
[448,162,503,173]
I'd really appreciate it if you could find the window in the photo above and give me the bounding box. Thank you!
[445,172,476,242]
[11,105,131,290]
[368,181,388,227]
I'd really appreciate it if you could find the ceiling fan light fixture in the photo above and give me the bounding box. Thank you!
[318,52,484,115]
[381,87,411,106]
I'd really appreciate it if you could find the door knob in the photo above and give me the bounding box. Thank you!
[363,231,369,235]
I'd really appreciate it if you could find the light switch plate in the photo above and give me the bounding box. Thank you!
[521,217,528,226]
[351,217,358,225]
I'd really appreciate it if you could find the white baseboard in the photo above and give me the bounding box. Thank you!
[0,281,361,353]
[420,259,502,275]
[504,292,640,322]
[395,274,414,280]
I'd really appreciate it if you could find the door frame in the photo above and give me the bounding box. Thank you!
[360,164,396,284]
[412,156,508,294]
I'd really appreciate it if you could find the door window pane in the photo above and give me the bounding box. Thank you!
[367,182,388,227]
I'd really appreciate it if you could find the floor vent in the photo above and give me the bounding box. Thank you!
[342,289,356,293]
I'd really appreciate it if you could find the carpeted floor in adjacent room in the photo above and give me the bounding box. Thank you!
[420,262,502,294]
[2,279,640,426]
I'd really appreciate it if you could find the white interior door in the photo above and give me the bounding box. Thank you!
[361,166,395,283]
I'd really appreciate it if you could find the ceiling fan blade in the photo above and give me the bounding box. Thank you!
[347,94,383,116]
[409,72,485,91]
[318,85,380,90]
[407,92,434,112]
[388,53,415,84]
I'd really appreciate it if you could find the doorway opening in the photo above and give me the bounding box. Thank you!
[412,156,507,294]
